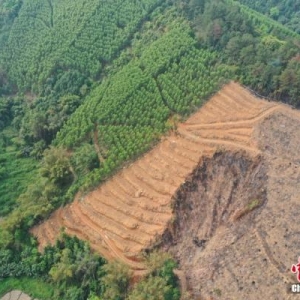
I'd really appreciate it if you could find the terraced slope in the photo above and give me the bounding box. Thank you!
[31,82,283,269]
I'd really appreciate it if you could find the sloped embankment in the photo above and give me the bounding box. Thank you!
[160,150,267,295]
[159,107,300,299]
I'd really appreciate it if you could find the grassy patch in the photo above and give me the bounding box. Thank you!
[0,277,56,299]
[0,148,38,217]
[247,199,260,211]
[213,288,222,296]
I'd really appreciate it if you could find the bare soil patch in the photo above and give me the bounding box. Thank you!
[160,151,268,298]
[159,103,300,299]
[31,82,300,298]
[1,291,34,300]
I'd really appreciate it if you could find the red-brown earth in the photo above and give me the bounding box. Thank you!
[31,82,300,299]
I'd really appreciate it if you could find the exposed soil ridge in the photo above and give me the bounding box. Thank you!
[158,150,268,295]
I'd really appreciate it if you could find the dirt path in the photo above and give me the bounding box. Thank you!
[31,82,298,285]
[0,291,35,300]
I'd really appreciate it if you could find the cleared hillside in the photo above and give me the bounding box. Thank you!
[31,82,284,269]
[31,82,300,299]
[161,98,300,298]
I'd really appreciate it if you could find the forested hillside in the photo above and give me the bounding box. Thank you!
[1,0,162,92]
[237,0,300,33]
[0,0,300,299]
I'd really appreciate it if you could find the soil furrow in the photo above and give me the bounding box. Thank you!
[178,127,259,154]
[140,155,184,188]
[158,143,195,171]
[168,137,212,155]
[135,160,174,185]
[216,90,250,111]
[187,127,253,134]
[255,228,286,274]
[192,130,252,146]
[184,105,280,129]
[163,139,201,164]
[107,180,171,210]
[210,95,250,118]
[76,201,150,246]
[222,83,264,107]
[122,169,171,200]
[88,193,170,226]
[219,88,259,111]
[111,175,137,196]
[102,233,145,269]
[150,150,190,178]
[131,164,176,195]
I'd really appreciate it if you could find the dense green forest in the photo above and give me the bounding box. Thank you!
[237,0,300,33]
[0,0,300,298]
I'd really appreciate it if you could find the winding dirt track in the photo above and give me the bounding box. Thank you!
[31,82,287,271]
